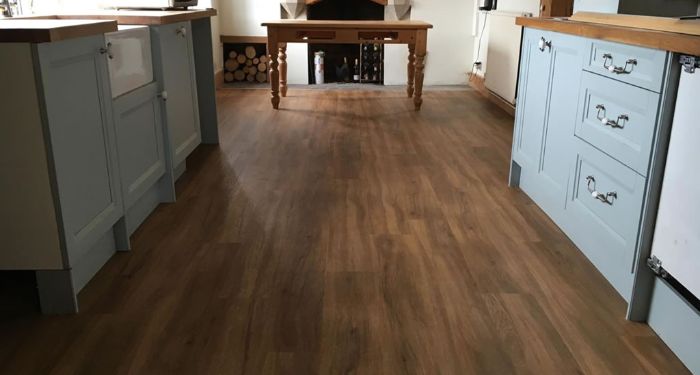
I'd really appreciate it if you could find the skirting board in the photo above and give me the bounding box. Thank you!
[125,180,164,237]
[71,229,116,293]
[468,73,516,117]
[174,160,187,182]
[647,278,700,373]
[215,69,224,89]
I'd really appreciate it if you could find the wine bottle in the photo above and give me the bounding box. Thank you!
[353,58,360,82]
[340,57,350,82]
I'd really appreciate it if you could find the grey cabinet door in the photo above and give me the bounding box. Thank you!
[513,30,584,222]
[534,33,585,219]
[113,82,166,208]
[151,22,201,167]
[513,29,552,171]
[36,35,123,264]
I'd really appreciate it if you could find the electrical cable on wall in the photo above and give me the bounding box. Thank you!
[470,11,489,82]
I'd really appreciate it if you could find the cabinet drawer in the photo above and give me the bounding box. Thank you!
[575,71,660,175]
[565,140,646,299]
[583,39,668,92]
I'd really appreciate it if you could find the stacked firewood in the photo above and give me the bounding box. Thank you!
[224,46,269,83]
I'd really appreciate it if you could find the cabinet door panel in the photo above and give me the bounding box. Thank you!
[537,33,584,214]
[514,31,584,222]
[513,29,551,169]
[113,82,166,208]
[152,22,201,167]
[566,140,646,299]
[575,71,660,175]
[37,35,122,261]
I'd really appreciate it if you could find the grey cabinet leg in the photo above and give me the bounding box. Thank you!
[114,217,131,251]
[509,160,521,187]
[35,270,78,314]
[191,17,220,145]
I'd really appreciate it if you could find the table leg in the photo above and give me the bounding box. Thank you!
[407,44,415,98]
[414,30,428,111]
[267,32,280,109]
[279,43,288,98]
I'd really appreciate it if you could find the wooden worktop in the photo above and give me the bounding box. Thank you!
[517,13,700,56]
[0,19,117,43]
[262,20,433,29]
[17,8,216,26]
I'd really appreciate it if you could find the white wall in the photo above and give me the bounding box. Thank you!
[573,0,619,13]
[471,0,538,78]
[385,0,475,85]
[208,0,223,73]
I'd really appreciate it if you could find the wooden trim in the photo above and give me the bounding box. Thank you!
[306,0,387,4]
[517,17,700,56]
[220,35,268,44]
[539,0,574,17]
[12,9,217,26]
[0,19,117,43]
[468,74,516,117]
[570,12,700,36]
[214,69,224,89]
[261,20,433,29]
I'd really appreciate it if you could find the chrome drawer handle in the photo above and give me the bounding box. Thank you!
[99,42,114,59]
[538,37,552,52]
[602,53,637,74]
[586,176,617,205]
[595,105,629,129]
[176,26,187,38]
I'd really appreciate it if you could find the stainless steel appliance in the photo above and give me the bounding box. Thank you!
[105,0,198,10]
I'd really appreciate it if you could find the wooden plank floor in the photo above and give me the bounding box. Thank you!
[0,87,689,374]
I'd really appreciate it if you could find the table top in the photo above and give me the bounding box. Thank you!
[262,20,433,29]
[0,19,117,43]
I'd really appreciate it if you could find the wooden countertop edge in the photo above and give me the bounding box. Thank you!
[14,9,217,26]
[0,20,117,43]
[516,17,700,56]
[67,8,216,25]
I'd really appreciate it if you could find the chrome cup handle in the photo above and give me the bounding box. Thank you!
[538,37,552,52]
[586,176,617,205]
[595,105,628,129]
[99,42,114,59]
[602,53,637,74]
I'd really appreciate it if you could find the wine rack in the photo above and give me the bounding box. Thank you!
[359,42,384,84]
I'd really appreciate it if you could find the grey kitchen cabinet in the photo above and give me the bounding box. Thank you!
[113,81,173,237]
[0,34,127,314]
[511,29,585,224]
[510,27,680,306]
[150,21,201,173]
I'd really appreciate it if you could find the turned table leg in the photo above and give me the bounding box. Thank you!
[279,43,288,98]
[413,30,428,111]
[267,31,280,109]
[407,44,415,98]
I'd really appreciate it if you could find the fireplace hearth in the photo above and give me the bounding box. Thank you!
[306,0,385,84]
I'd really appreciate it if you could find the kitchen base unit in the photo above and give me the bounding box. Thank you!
[0,29,127,314]
[509,27,680,307]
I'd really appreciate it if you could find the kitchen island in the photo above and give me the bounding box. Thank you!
[0,9,219,314]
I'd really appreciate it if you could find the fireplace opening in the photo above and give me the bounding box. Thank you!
[307,0,385,84]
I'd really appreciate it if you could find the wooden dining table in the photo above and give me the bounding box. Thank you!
[261,20,433,111]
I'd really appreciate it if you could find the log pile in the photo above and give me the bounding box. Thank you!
[224,47,269,84]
